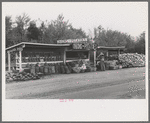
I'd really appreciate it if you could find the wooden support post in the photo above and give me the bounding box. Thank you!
[118,49,120,60]
[118,49,120,55]
[19,50,22,71]
[7,51,11,72]
[94,50,96,67]
[15,52,17,64]
[106,51,108,60]
[63,49,66,65]
[88,50,90,61]
[16,51,19,70]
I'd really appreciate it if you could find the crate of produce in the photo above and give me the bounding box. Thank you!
[90,65,97,72]
[105,62,110,70]
[118,65,122,69]
[109,65,118,70]
[72,67,81,73]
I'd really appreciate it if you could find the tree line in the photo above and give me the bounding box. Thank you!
[6,13,145,54]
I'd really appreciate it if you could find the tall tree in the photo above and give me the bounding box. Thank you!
[134,32,145,54]
[42,14,87,44]
[38,21,47,42]
[27,21,40,41]
[93,26,133,47]
[15,13,31,42]
[5,16,13,47]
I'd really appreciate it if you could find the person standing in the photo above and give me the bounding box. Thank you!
[96,53,101,71]
[100,52,105,71]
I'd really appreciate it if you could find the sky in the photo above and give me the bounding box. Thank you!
[3,2,148,38]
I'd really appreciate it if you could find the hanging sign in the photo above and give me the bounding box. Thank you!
[57,38,87,44]
[72,43,98,50]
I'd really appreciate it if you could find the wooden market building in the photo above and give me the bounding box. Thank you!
[6,39,125,72]
[91,46,126,66]
[6,42,90,72]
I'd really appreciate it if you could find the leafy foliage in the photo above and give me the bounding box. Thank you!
[5,14,145,54]
[5,16,12,47]
[27,21,40,41]
[92,26,145,54]
[15,13,31,42]
[134,32,145,54]
[41,14,87,44]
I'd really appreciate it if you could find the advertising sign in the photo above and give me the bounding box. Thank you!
[72,43,98,50]
[57,38,87,44]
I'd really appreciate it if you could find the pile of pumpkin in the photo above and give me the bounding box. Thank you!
[6,71,40,82]
[118,53,145,68]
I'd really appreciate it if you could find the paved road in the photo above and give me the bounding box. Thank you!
[6,67,145,99]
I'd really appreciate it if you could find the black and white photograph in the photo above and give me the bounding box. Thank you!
[2,1,148,121]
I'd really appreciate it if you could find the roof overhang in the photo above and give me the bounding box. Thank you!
[6,42,71,51]
[96,46,125,50]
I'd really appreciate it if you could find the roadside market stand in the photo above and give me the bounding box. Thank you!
[95,46,145,69]
[94,46,126,70]
[6,40,90,72]
[5,39,144,82]
[96,46,125,60]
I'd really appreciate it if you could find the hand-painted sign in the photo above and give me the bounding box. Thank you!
[57,38,87,44]
[72,43,98,50]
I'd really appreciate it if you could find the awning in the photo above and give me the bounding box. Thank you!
[6,42,71,51]
[96,46,125,50]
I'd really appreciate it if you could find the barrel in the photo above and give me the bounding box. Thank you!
[51,64,55,74]
[30,64,36,75]
[66,62,72,73]
[35,66,40,73]
[48,64,52,74]
[44,65,49,75]
[57,64,61,73]
[60,64,65,74]
[55,64,59,74]
[39,66,44,73]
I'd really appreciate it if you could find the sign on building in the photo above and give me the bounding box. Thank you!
[57,38,87,44]
[72,43,98,50]
[57,38,98,50]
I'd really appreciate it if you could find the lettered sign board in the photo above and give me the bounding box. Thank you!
[57,38,87,44]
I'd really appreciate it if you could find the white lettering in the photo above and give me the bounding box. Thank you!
[57,38,88,44]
